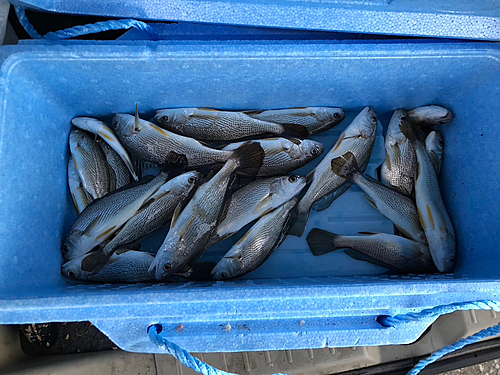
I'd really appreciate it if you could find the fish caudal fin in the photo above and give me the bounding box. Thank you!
[280,123,309,138]
[306,228,341,256]
[161,152,188,175]
[231,142,265,176]
[288,205,309,237]
[330,151,359,181]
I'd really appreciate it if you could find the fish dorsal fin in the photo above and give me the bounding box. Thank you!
[134,103,140,132]
[170,203,182,229]
[253,193,273,214]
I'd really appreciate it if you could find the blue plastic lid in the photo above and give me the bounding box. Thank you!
[14,0,500,41]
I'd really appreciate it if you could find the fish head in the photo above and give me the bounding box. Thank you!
[155,108,190,125]
[61,258,83,279]
[71,117,104,133]
[386,109,409,144]
[420,105,454,125]
[299,139,324,160]
[150,235,187,280]
[170,171,201,195]
[272,175,307,201]
[317,107,345,124]
[426,131,444,158]
[211,256,241,281]
[345,107,378,140]
[112,114,140,138]
[62,230,85,260]
[432,235,455,272]
[69,128,86,146]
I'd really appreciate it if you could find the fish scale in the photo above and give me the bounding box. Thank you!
[69,129,110,200]
[99,141,131,190]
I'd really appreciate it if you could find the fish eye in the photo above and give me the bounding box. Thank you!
[188,177,196,183]
[311,147,321,156]
[400,116,407,121]
[62,244,69,254]
[163,263,172,273]
[219,272,228,280]
[68,270,76,278]
[288,175,297,183]
[438,140,444,147]
[334,113,341,120]
[371,115,377,123]
[161,115,169,122]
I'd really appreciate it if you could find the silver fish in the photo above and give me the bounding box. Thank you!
[245,107,345,136]
[150,142,265,280]
[380,109,417,197]
[406,105,454,126]
[211,175,306,245]
[221,138,324,176]
[425,131,444,175]
[331,151,426,243]
[212,198,297,280]
[99,141,131,191]
[307,229,434,273]
[69,129,110,200]
[154,108,308,141]
[67,158,91,214]
[62,152,187,261]
[62,250,155,283]
[290,107,379,237]
[82,171,201,273]
[400,123,455,272]
[71,117,138,181]
[113,110,234,168]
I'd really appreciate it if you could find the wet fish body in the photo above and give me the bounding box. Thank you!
[400,123,455,272]
[154,108,308,141]
[290,107,379,237]
[407,105,454,126]
[307,229,434,273]
[113,112,234,168]
[67,158,91,214]
[222,138,324,176]
[99,141,131,190]
[244,107,345,136]
[212,198,298,280]
[69,129,110,200]
[71,117,138,181]
[62,153,187,261]
[425,131,444,175]
[331,151,426,243]
[61,250,155,283]
[380,109,417,197]
[150,142,265,280]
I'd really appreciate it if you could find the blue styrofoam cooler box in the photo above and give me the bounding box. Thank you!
[12,0,500,41]
[0,40,499,353]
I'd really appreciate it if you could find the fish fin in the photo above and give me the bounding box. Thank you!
[202,170,216,184]
[170,203,182,229]
[306,228,340,256]
[231,142,265,176]
[160,152,188,175]
[330,151,358,181]
[399,121,425,143]
[313,182,351,212]
[281,123,309,138]
[306,170,315,183]
[83,216,101,236]
[426,204,436,230]
[243,109,265,115]
[428,151,440,174]
[178,262,217,281]
[282,136,302,145]
[364,195,378,209]
[236,228,253,245]
[358,231,378,235]
[384,150,392,171]
[343,249,395,270]
[80,249,113,273]
[134,103,141,132]
[253,194,273,214]
[394,225,413,240]
[288,205,309,237]
[96,225,117,242]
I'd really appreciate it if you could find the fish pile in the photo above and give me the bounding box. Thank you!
[61,104,455,283]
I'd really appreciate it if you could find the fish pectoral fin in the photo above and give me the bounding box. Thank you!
[344,249,396,270]
[364,195,378,209]
[95,226,117,241]
[426,205,436,230]
[83,216,101,236]
[253,194,273,214]
[170,203,183,229]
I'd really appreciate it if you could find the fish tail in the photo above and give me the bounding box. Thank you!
[280,123,309,138]
[330,151,359,181]
[230,142,265,176]
[288,204,310,237]
[160,152,188,175]
[80,249,112,274]
[306,228,341,256]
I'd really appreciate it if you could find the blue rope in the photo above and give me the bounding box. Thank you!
[377,300,500,375]
[148,324,290,375]
[15,6,160,40]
